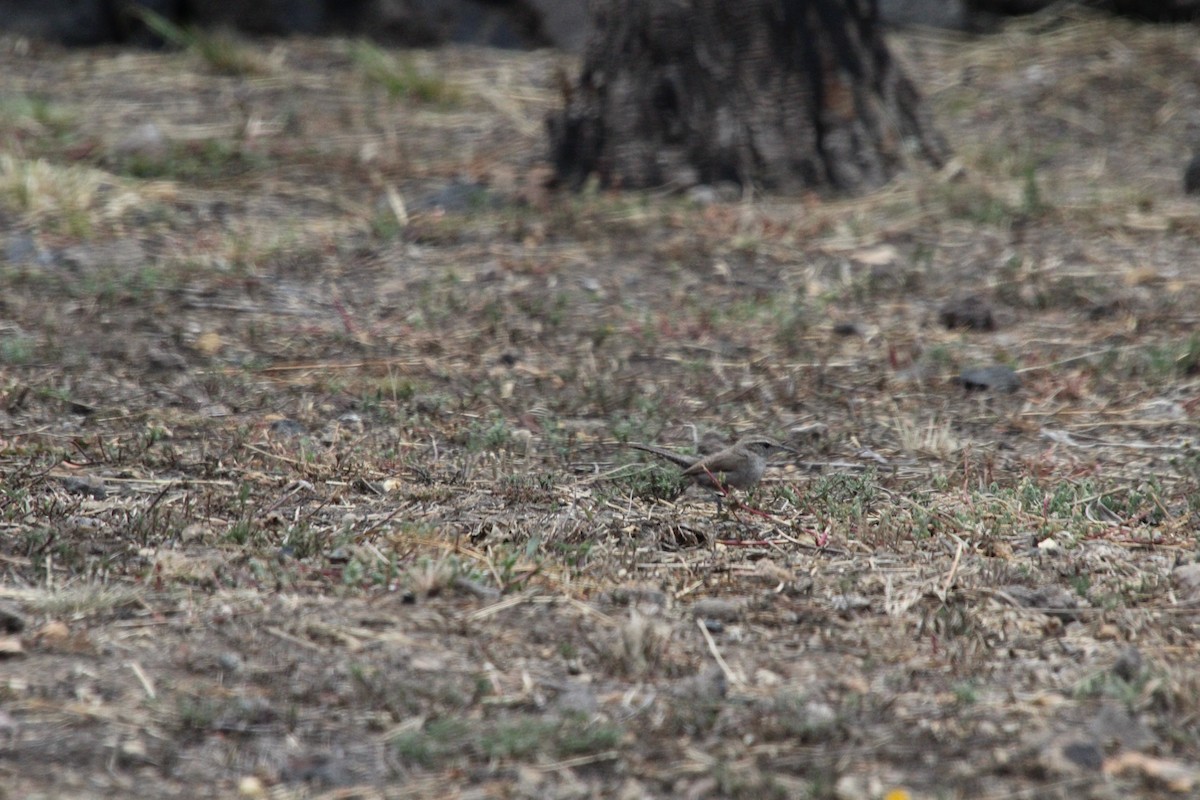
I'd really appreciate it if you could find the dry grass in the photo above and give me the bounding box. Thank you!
[2,9,1200,798]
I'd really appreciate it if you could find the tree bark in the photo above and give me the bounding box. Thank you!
[547,0,950,194]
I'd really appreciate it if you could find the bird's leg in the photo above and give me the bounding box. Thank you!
[694,464,779,522]
[698,465,737,517]
[699,464,730,497]
[694,465,771,521]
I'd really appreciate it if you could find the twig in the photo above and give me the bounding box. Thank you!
[697,618,743,690]
[939,538,963,600]
[128,661,156,700]
[264,625,322,651]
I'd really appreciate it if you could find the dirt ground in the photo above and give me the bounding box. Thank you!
[2,8,1200,799]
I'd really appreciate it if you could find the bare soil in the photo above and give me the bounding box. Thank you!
[2,10,1200,799]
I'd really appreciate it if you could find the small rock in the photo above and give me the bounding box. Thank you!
[999,584,1082,622]
[829,594,871,613]
[180,523,212,543]
[939,294,996,331]
[1086,297,1125,320]
[412,394,446,415]
[113,122,168,159]
[0,636,24,659]
[685,184,718,206]
[0,708,18,740]
[1034,732,1105,777]
[1172,562,1200,598]
[336,411,364,432]
[451,575,501,600]
[218,652,244,672]
[686,182,740,204]
[354,478,385,496]
[59,475,107,500]
[1111,646,1143,683]
[672,667,728,704]
[117,737,151,766]
[552,681,598,716]
[789,422,827,444]
[268,418,306,437]
[145,345,187,371]
[413,179,495,214]
[691,597,743,622]
[4,232,50,265]
[835,774,882,800]
[856,447,889,465]
[956,364,1020,393]
[36,620,70,642]
[1059,740,1105,772]
[238,775,266,797]
[57,238,145,273]
[280,752,350,787]
[608,584,668,610]
[801,700,838,731]
[1089,703,1155,751]
[66,399,95,416]
[194,330,222,357]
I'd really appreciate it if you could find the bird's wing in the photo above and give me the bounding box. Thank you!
[627,442,697,468]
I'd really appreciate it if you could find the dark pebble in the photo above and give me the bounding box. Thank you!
[59,476,107,500]
[939,294,995,331]
[1184,153,1200,195]
[956,365,1020,393]
[0,602,26,633]
[269,418,306,437]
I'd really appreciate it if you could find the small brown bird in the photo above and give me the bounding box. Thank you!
[629,436,796,491]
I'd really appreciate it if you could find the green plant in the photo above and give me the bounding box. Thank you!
[936,180,1016,227]
[0,93,76,146]
[0,336,35,365]
[481,718,557,760]
[773,307,810,357]
[132,7,268,75]
[611,461,685,502]
[465,414,512,451]
[952,681,979,705]
[224,519,256,545]
[117,139,267,183]
[1021,163,1048,216]
[350,42,460,105]
[174,695,222,737]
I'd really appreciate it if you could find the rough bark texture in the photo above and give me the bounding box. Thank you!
[548,0,950,193]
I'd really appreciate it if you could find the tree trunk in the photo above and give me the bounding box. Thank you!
[547,0,949,194]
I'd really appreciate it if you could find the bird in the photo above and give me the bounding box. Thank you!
[628,435,796,492]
